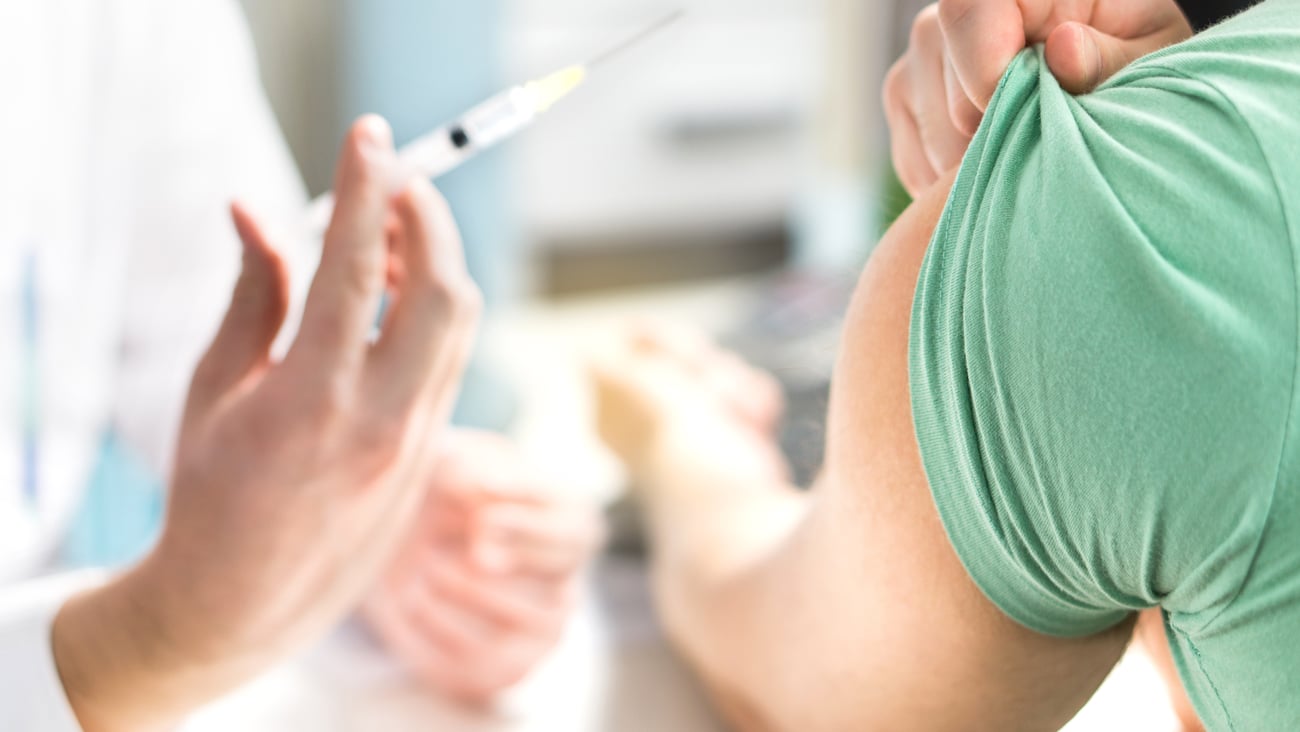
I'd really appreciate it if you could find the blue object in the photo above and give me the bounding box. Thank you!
[20,251,40,506]
[339,0,520,306]
[61,435,164,570]
[340,0,519,431]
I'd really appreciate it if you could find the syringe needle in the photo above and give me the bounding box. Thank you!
[585,9,686,70]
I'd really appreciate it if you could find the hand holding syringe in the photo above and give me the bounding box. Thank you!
[304,10,685,234]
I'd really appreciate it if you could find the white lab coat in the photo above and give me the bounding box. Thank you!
[0,0,309,727]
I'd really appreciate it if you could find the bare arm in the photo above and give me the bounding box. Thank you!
[596,171,1135,730]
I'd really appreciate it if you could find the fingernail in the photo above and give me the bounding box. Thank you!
[357,115,393,153]
[1076,26,1102,87]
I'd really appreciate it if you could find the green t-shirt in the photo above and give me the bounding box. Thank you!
[909,1,1300,728]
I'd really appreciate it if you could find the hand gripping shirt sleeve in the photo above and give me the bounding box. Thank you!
[908,4,1300,725]
[909,46,1295,636]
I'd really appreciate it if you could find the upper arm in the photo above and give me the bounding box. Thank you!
[756,46,1292,729]
[719,169,1136,730]
[774,170,1133,728]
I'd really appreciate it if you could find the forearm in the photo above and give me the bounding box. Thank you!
[639,426,811,729]
[645,468,806,599]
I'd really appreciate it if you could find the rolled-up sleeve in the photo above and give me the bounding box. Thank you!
[0,572,105,731]
[909,47,1294,638]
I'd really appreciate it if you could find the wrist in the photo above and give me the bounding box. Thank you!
[50,555,260,732]
[52,568,176,732]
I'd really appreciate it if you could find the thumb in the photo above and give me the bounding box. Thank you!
[1044,21,1165,94]
[188,202,291,413]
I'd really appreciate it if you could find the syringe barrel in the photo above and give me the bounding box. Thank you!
[400,86,538,179]
[456,86,539,148]
[398,128,465,180]
[302,85,540,235]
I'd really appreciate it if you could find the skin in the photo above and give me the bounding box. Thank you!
[361,430,605,702]
[594,170,1141,730]
[884,0,1194,196]
[51,115,483,732]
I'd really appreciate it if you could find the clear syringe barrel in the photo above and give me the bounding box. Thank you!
[302,85,540,235]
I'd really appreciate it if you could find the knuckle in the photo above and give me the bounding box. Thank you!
[453,279,484,323]
[425,274,482,324]
[351,415,407,465]
[883,62,907,112]
[936,0,976,33]
[341,248,385,296]
[410,275,458,318]
[287,371,355,428]
[951,103,981,137]
[316,249,384,313]
[911,4,942,47]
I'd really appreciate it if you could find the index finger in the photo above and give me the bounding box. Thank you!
[937,0,1028,110]
[284,116,395,385]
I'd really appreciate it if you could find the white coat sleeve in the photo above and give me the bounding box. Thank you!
[111,0,312,477]
[0,572,105,731]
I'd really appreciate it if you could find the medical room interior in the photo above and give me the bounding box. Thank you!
[50,0,1183,729]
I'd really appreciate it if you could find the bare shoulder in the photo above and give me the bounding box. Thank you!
[796,169,1135,729]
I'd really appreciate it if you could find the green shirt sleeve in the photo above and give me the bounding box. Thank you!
[909,46,1296,639]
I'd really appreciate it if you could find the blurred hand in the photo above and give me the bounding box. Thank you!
[362,430,605,703]
[885,0,1193,195]
[53,116,482,732]
[591,324,789,490]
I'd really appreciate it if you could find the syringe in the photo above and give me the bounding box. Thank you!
[303,10,684,234]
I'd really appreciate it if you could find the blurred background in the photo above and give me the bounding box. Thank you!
[239,0,926,293]
[66,0,927,571]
